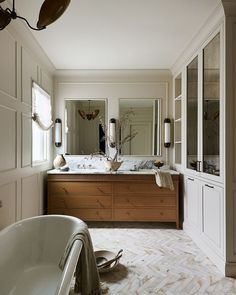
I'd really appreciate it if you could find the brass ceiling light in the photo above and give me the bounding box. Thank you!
[78,100,100,121]
[0,0,70,31]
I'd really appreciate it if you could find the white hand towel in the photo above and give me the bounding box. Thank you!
[154,170,174,191]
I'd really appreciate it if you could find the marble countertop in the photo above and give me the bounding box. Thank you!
[47,168,180,175]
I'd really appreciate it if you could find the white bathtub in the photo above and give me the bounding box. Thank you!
[0,215,85,295]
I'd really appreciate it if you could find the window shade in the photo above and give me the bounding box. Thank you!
[32,82,53,130]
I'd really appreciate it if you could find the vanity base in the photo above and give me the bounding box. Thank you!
[47,173,180,229]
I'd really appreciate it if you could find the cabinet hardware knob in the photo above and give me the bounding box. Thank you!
[205,184,214,189]
[160,212,164,215]
[160,199,164,203]
[188,178,194,181]
[62,187,68,194]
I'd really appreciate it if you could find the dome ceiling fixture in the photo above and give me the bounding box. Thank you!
[0,0,70,31]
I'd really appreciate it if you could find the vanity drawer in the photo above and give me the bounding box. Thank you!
[48,182,112,196]
[113,182,177,195]
[48,208,112,221]
[48,195,112,209]
[114,195,176,208]
[114,208,176,221]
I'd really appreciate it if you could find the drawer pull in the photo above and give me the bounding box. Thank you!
[188,178,194,181]
[0,200,2,208]
[160,199,164,203]
[62,187,68,194]
[205,184,214,189]
[160,212,164,216]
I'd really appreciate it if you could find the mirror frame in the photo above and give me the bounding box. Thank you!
[64,98,108,155]
[118,98,161,157]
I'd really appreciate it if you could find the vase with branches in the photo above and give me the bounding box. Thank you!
[93,110,138,171]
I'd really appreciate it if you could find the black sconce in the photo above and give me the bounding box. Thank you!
[55,118,62,147]
[164,118,171,148]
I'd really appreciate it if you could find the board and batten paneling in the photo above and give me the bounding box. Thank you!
[0,24,54,229]
[0,30,16,98]
[21,175,39,219]
[0,182,17,230]
[0,105,17,172]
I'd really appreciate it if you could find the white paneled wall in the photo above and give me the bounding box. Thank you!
[0,25,54,229]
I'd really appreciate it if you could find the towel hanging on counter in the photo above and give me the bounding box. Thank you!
[153,170,174,191]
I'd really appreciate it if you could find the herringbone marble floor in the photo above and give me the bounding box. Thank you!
[88,223,236,295]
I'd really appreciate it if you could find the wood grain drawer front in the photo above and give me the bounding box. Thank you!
[48,195,112,209]
[114,209,176,221]
[48,182,112,196]
[113,182,177,195]
[48,208,112,221]
[114,195,176,208]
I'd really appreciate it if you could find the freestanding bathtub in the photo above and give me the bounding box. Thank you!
[0,215,84,295]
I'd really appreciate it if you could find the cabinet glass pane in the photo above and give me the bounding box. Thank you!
[203,33,220,176]
[187,57,198,170]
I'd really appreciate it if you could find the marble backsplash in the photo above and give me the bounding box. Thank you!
[63,155,169,171]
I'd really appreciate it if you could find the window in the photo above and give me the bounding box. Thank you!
[32,82,52,164]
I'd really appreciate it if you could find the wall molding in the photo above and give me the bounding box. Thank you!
[171,3,224,76]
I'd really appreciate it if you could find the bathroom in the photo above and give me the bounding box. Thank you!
[1,0,236,294]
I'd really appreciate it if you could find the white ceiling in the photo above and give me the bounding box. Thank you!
[16,0,221,70]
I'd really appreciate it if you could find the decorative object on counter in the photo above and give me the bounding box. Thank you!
[104,159,123,172]
[59,165,70,172]
[164,118,171,148]
[78,100,99,120]
[55,118,62,147]
[0,0,70,31]
[53,154,66,169]
[109,118,116,148]
[154,160,164,169]
[96,110,138,171]
[95,249,123,273]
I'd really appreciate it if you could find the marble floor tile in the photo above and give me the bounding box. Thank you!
[86,223,236,295]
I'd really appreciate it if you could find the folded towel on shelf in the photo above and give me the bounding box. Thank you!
[153,169,174,191]
[59,224,101,295]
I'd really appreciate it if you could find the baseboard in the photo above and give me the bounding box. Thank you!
[225,262,236,277]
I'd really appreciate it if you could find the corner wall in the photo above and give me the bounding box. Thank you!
[0,22,55,229]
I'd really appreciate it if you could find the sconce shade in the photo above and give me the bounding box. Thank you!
[109,118,116,148]
[164,118,171,148]
[55,118,62,147]
[0,7,11,30]
[37,0,71,29]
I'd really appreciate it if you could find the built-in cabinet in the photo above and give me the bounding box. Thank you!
[174,74,182,166]
[174,26,225,273]
[185,32,221,179]
[184,175,224,257]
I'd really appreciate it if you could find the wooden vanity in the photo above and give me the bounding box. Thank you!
[47,172,180,228]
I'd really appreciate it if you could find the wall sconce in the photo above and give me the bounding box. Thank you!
[164,118,171,148]
[55,118,62,147]
[109,118,116,148]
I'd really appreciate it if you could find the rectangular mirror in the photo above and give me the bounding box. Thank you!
[119,99,161,156]
[65,99,106,155]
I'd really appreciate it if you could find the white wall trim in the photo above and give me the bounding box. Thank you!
[171,3,224,76]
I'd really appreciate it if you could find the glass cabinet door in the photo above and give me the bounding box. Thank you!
[202,33,220,176]
[187,56,198,171]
